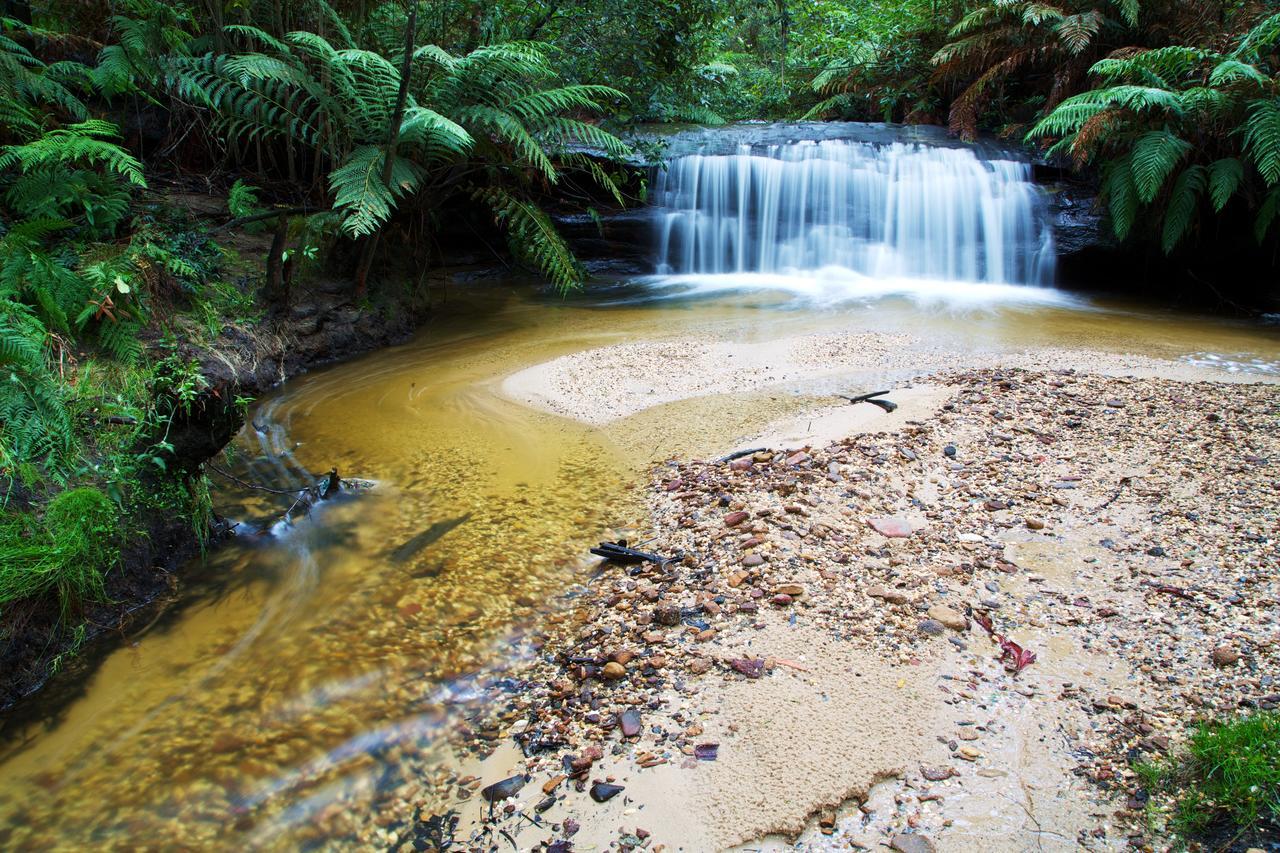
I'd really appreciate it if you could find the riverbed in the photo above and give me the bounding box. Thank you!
[0,277,1277,850]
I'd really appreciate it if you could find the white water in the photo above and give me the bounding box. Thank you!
[652,139,1057,294]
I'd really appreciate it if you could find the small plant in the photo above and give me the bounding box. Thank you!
[0,486,119,617]
[1136,711,1280,844]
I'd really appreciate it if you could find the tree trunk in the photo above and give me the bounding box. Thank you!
[354,2,416,296]
[266,214,290,305]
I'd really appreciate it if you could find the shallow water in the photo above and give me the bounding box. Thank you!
[0,277,1277,850]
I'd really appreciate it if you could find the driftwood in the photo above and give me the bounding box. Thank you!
[836,389,898,413]
[718,446,766,463]
[590,540,664,564]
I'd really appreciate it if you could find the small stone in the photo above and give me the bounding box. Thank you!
[742,553,765,567]
[921,765,954,781]
[688,658,712,674]
[589,782,624,803]
[957,746,981,761]
[918,619,946,637]
[620,710,642,738]
[602,662,626,680]
[868,516,913,538]
[1025,517,1046,530]
[724,511,750,527]
[774,583,804,596]
[730,658,766,678]
[481,774,528,802]
[890,833,936,853]
[653,604,680,626]
[771,594,794,606]
[1212,646,1240,667]
[927,604,968,631]
[868,585,910,605]
[542,775,566,795]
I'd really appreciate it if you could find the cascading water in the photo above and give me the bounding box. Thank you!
[651,139,1056,289]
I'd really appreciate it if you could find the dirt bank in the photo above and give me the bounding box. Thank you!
[0,271,438,714]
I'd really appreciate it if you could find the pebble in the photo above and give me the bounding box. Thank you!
[868,516,914,538]
[1211,646,1240,667]
[890,833,936,853]
[926,605,967,632]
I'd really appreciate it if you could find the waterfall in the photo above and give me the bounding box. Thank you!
[652,139,1055,286]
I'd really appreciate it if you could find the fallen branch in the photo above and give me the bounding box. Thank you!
[837,390,898,413]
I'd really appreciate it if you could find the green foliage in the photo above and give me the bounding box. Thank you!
[1030,12,1280,253]
[165,19,630,290]
[1136,712,1279,841]
[0,487,118,617]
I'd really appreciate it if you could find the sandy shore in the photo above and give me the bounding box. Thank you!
[500,329,1263,426]
[423,350,1279,853]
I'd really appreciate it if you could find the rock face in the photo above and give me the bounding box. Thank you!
[1046,180,1111,258]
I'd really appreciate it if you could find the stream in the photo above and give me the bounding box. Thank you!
[1,129,1279,850]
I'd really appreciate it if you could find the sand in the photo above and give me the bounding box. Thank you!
[501,329,1267,427]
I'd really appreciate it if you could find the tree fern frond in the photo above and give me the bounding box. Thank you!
[1207,158,1244,212]
[1244,99,1280,186]
[1161,164,1204,253]
[473,186,583,293]
[1130,130,1191,203]
[1255,186,1280,242]
[329,145,425,237]
[1104,153,1139,239]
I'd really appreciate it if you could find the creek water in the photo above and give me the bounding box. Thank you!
[2,132,1279,850]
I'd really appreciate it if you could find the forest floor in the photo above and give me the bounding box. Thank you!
[406,343,1279,852]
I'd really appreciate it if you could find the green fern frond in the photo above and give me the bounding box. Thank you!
[1207,158,1244,212]
[1255,186,1280,242]
[329,145,425,237]
[1233,13,1280,64]
[1104,153,1140,239]
[1055,11,1101,56]
[1130,130,1191,203]
[0,121,146,187]
[473,186,582,292]
[1111,0,1139,28]
[1161,164,1204,252]
[1244,99,1280,186]
[1209,59,1269,87]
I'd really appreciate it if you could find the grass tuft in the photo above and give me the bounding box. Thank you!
[1138,711,1280,844]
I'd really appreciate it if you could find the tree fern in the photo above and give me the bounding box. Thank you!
[0,121,146,187]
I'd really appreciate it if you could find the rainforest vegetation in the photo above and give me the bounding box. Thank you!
[2,0,1280,693]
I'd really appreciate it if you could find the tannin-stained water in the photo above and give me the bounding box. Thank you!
[0,286,1278,846]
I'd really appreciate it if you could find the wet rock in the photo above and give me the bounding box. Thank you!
[927,604,968,631]
[1212,646,1240,667]
[590,782,624,803]
[481,774,528,802]
[620,709,642,737]
[868,516,913,538]
[891,833,936,853]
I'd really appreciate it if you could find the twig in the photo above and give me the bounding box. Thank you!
[206,462,310,496]
[718,447,766,463]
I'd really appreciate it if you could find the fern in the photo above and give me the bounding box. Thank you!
[329,145,425,237]
[1244,99,1280,186]
[474,186,583,292]
[1161,165,1205,252]
[1104,153,1140,239]
[1207,158,1244,212]
[1130,130,1191,203]
[0,121,146,187]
